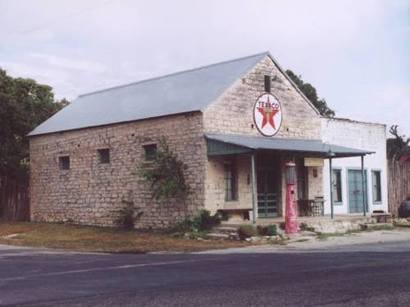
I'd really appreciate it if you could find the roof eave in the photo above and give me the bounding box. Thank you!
[205,134,374,158]
[28,110,203,138]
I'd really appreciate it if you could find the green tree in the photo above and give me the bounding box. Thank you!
[139,138,189,202]
[286,69,335,117]
[0,68,69,177]
[387,125,410,160]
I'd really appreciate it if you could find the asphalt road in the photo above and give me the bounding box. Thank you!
[1,242,410,306]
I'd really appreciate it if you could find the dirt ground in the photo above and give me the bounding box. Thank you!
[0,222,248,253]
[198,227,410,254]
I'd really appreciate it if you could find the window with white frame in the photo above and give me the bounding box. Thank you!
[372,170,382,203]
[332,169,342,203]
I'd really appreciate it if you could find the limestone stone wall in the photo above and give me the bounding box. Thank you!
[205,155,253,214]
[307,166,324,199]
[29,112,206,229]
[203,55,322,139]
[203,55,323,216]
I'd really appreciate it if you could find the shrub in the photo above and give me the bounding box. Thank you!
[279,222,286,230]
[257,224,277,236]
[299,222,315,232]
[173,209,220,233]
[139,138,189,202]
[192,209,221,231]
[238,225,257,240]
[115,200,143,229]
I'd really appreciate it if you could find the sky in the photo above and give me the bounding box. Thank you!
[0,0,409,136]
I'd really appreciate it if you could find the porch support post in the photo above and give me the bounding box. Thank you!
[329,156,334,219]
[251,153,257,224]
[361,155,366,216]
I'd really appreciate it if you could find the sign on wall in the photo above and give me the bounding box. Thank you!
[253,93,282,137]
[304,158,324,167]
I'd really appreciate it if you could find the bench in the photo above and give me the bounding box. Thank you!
[371,212,392,223]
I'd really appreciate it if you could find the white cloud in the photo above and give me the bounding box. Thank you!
[29,53,106,73]
[0,0,408,133]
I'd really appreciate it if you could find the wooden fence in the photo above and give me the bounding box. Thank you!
[0,175,30,221]
[388,158,410,216]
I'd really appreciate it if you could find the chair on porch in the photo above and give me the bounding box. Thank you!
[298,197,324,217]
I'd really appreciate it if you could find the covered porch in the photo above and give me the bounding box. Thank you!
[205,134,373,224]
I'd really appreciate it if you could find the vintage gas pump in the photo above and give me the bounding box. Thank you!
[285,160,298,234]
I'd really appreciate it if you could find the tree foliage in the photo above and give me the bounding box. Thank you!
[139,138,189,202]
[286,69,335,117]
[387,125,410,160]
[0,68,69,177]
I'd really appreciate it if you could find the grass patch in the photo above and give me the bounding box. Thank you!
[293,238,310,243]
[393,220,410,228]
[362,224,394,231]
[269,240,287,245]
[0,222,247,253]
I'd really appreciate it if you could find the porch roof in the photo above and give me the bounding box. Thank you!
[205,133,373,158]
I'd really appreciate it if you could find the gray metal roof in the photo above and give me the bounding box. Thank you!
[29,52,268,136]
[205,134,373,157]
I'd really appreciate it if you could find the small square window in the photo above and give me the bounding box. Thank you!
[59,156,70,170]
[372,170,382,203]
[143,144,157,160]
[98,148,110,164]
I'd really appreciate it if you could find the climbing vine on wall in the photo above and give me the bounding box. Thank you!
[139,138,190,202]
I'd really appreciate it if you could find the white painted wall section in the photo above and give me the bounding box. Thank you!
[321,118,388,215]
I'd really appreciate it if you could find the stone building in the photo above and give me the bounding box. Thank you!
[29,52,386,228]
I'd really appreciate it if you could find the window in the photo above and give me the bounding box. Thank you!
[59,156,70,170]
[264,75,271,93]
[332,169,342,203]
[372,170,382,203]
[143,144,157,160]
[224,160,237,201]
[297,162,308,200]
[98,148,110,164]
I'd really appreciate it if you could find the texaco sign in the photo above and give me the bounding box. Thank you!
[253,93,283,137]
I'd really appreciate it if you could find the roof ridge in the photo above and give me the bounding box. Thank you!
[79,51,269,98]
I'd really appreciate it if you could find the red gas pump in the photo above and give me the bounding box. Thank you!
[285,160,298,234]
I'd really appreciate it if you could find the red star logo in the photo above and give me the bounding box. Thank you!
[257,96,279,129]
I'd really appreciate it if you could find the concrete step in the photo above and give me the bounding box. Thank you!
[300,217,378,234]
